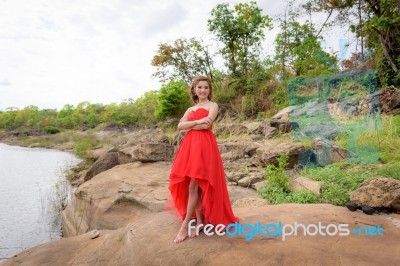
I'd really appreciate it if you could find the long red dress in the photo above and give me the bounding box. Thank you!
[167,107,239,226]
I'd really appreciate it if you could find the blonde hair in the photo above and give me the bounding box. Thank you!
[189,76,213,103]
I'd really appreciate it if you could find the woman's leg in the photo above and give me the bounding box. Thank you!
[195,188,203,227]
[174,179,199,243]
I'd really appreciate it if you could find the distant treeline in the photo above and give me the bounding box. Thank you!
[0,80,191,132]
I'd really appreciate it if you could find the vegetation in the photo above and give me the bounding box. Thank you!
[1,1,399,205]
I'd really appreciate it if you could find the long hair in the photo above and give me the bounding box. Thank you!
[189,76,213,104]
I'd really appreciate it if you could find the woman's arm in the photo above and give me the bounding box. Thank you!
[177,107,199,131]
[191,103,218,130]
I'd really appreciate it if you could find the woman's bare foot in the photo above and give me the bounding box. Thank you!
[174,224,188,243]
[190,211,204,238]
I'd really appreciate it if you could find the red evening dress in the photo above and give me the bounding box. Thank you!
[167,107,239,226]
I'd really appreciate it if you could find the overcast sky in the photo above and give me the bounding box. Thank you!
[0,0,354,111]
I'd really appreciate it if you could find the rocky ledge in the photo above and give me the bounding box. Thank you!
[2,204,399,265]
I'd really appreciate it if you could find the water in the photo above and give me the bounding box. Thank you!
[0,143,80,260]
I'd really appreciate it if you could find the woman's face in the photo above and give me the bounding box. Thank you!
[195,81,210,101]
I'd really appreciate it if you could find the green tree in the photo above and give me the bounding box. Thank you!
[133,91,159,127]
[304,0,400,86]
[208,1,272,77]
[155,80,191,119]
[274,21,338,78]
[151,38,214,85]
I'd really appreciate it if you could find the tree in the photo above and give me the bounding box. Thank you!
[208,1,272,77]
[151,38,214,85]
[274,21,338,78]
[155,80,191,119]
[303,0,400,86]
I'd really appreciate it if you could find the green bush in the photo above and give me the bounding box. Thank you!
[44,126,61,134]
[155,80,192,120]
[73,136,100,159]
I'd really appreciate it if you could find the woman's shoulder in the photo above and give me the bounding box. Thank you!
[209,101,218,109]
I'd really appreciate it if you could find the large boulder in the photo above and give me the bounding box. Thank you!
[129,143,174,162]
[311,137,350,166]
[350,177,400,211]
[6,205,400,265]
[302,122,342,140]
[84,150,119,181]
[252,140,306,168]
[63,162,171,236]
[63,162,262,237]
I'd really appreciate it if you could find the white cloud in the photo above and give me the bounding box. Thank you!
[0,0,352,111]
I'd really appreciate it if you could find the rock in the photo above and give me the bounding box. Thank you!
[215,124,249,136]
[271,106,297,120]
[84,151,119,181]
[311,137,350,166]
[290,176,321,195]
[350,177,400,211]
[123,128,170,147]
[345,202,361,212]
[130,143,174,162]
[360,86,400,115]
[86,146,111,160]
[232,197,269,208]
[63,162,260,237]
[173,131,186,146]
[362,205,376,215]
[270,119,291,133]
[306,102,329,117]
[221,150,246,161]
[302,122,342,140]
[328,100,359,117]
[63,162,171,237]
[237,172,265,188]
[252,140,306,168]
[7,205,400,265]
[251,122,277,138]
[89,230,100,239]
[251,181,266,192]
[227,186,259,204]
[389,90,400,111]
[218,141,260,161]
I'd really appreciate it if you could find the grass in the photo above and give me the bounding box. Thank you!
[258,114,400,206]
[259,153,320,204]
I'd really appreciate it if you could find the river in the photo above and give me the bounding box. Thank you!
[0,143,80,261]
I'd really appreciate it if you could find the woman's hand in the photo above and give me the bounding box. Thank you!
[196,116,213,126]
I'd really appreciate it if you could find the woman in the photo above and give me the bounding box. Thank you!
[167,75,238,243]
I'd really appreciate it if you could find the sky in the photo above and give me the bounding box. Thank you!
[0,0,354,111]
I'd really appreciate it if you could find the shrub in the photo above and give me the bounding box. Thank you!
[44,126,61,134]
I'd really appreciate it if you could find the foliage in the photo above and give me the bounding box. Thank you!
[259,153,319,204]
[151,38,214,85]
[44,126,61,134]
[274,21,338,78]
[73,136,100,160]
[155,80,191,119]
[208,1,272,77]
[303,0,400,86]
[286,70,378,105]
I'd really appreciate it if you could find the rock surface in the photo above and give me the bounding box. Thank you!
[4,204,400,266]
[62,162,259,237]
[350,177,400,211]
